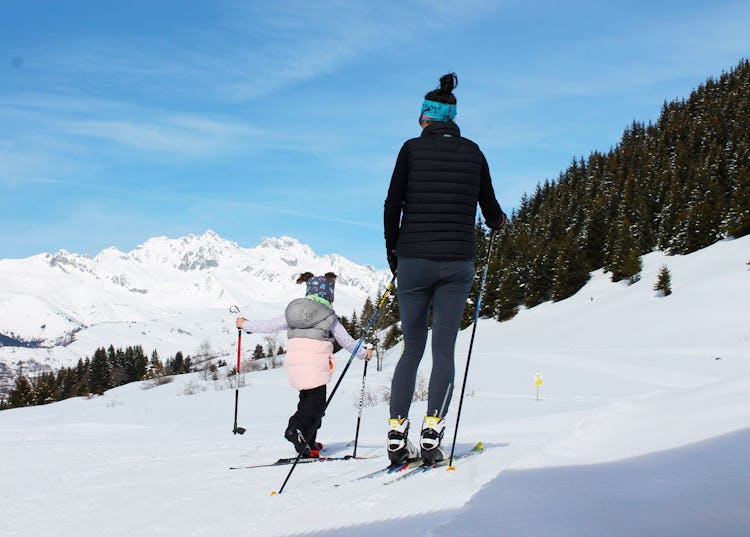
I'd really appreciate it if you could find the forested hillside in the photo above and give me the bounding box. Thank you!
[478,58,749,321]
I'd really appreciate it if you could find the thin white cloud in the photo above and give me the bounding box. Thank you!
[1,1,509,189]
[180,193,380,230]
[53,114,261,156]
[0,90,280,167]
[10,1,504,104]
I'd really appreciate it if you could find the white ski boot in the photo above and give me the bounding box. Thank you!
[387,417,419,466]
[420,415,448,465]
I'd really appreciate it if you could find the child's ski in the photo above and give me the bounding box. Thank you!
[230,454,375,470]
[383,441,484,485]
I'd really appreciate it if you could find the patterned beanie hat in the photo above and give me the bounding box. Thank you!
[305,275,335,304]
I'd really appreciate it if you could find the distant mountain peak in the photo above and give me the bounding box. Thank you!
[259,236,308,252]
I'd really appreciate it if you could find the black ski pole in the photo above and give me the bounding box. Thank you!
[352,343,373,458]
[272,275,397,495]
[447,230,497,468]
[230,305,246,435]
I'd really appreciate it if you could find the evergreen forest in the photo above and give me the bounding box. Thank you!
[477,58,749,321]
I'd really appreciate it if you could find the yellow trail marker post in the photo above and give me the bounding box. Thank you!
[534,371,544,401]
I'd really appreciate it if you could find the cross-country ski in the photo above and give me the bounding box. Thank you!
[383,441,485,485]
[230,453,377,470]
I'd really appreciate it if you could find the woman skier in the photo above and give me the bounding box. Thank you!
[383,73,507,465]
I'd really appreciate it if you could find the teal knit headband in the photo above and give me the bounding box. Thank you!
[420,99,457,122]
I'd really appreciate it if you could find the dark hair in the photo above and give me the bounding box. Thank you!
[296,271,337,284]
[424,73,458,105]
[296,272,314,284]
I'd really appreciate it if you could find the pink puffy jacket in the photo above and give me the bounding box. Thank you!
[285,338,336,390]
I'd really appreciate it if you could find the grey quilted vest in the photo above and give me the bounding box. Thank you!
[284,297,336,342]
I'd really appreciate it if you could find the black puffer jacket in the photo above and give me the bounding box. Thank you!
[384,122,505,261]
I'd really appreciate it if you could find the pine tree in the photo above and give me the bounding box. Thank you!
[377,288,401,343]
[493,267,524,321]
[524,251,556,307]
[724,163,750,237]
[144,349,169,385]
[350,311,360,335]
[133,346,148,381]
[89,347,111,395]
[57,367,79,399]
[490,222,525,321]
[552,232,590,301]
[252,344,266,360]
[609,218,643,284]
[169,351,185,374]
[359,297,375,327]
[654,265,673,296]
[75,358,90,396]
[109,345,128,387]
[382,325,402,349]
[8,375,33,407]
[33,372,58,405]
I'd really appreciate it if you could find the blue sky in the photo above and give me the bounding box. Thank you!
[2,1,749,268]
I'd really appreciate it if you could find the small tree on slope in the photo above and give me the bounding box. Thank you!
[654,264,672,297]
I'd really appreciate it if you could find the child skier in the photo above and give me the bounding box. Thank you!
[235,271,372,457]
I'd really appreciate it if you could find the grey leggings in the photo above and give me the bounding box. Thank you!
[390,257,474,419]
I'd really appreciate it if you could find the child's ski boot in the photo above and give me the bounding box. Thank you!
[284,426,315,457]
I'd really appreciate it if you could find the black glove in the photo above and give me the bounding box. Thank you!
[387,249,398,275]
[489,212,508,230]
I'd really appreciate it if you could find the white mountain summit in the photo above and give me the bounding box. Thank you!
[0,231,390,379]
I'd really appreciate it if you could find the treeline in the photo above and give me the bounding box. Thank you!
[249,341,286,360]
[340,288,402,361]
[1,293,403,410]
[476,58,749,320]
[2,345,193,410]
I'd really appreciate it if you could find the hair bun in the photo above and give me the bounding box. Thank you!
[296,272,315,284]
[439,73,458,94]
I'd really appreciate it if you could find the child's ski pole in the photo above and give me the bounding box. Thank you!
[230,305,246,435]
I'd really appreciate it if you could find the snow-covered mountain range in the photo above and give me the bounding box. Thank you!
[0,231,391,387]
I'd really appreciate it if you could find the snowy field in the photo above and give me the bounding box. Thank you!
[1,236,748,537]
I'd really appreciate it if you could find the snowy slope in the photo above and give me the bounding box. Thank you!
[0,231,391,379]
[0,235,748,537]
